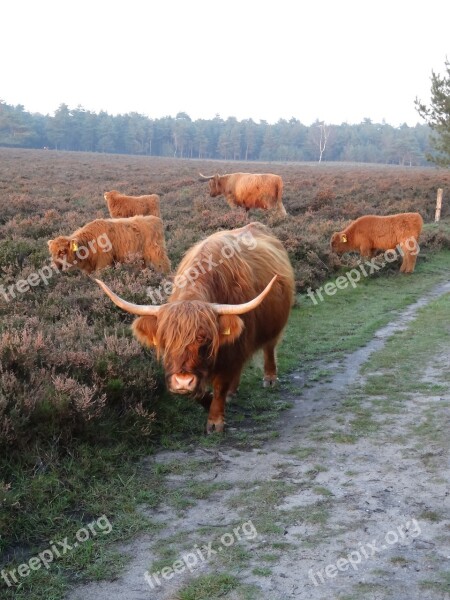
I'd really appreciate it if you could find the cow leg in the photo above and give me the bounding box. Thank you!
[152,249,171,274]
[143,249,158,271]
[278,202,287,217]
[399,243,408,272]
[143,245,165,273]
[206,378,231,433]
[407,253,418,272]
[359,245,372,260]
[226,368,242,403]
[400,250,414,273]
[399,242,417,273]
[399,253,407,272]
[263,340,278,387]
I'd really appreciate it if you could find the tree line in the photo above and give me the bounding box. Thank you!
[0,100,433,165]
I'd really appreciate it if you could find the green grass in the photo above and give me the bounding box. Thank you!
[281,249,450,368]
[176,573,240,600]
[355,292,450,444]
[419,570,450,594]
[304,278,450,446]
[286,446,316,459]
[252,566,272,577]
[281,500,331,526]
[313,486,334,497]
[419,510,444,523]
[175,572,260,600]
[0,444,165,599]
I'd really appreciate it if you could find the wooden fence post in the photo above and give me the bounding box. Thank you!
[435,188,443,222]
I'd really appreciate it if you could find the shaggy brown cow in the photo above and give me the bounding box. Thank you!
[199,172,287,216]
[104,190,161,218]
[330,212,423,273]
[95,222,295,433]
[48,216,171,275]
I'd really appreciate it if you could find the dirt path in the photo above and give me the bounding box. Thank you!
[67,283,450,600]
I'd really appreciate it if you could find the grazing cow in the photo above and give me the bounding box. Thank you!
[48,216,171,275]
[199,172,287,216]
[95,222,295,433]
[330,212,423,273]
[104,190,161,218]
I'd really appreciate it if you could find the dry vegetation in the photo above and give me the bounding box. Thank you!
[0,148,449,451]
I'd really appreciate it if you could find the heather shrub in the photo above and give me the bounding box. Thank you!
[0,149,449,450]
[421,222,450,251]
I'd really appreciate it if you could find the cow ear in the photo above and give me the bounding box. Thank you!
[132,316,159,347]
[218,315,244,345]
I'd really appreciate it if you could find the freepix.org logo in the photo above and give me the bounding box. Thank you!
[1,515,112,587]
[308,518,421,586]
[0,233,112,303]
[146,228,257,304]
[144,520,258,589]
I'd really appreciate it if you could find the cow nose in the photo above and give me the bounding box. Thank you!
[171,373,197,392]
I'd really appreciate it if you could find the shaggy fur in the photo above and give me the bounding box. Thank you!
[104,190,161,218]
[330,212,423,273]
[130,222,295,432]
[48,216,171,274]
[202,173,287,216]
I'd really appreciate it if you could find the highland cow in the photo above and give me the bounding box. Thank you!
[95,222,295,433]
[330,212,423,273]
[104,190,161,218]
[48,216,171,275]
[199,172,287,216]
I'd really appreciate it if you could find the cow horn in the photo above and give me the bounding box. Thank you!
[95,275,278,318]
[198,172,215,181]
[94,279,162,315]
[212,275,278,315]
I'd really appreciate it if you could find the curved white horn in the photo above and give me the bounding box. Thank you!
[95,279,162,316]
[198,172,215,181]
[212,275,278,315]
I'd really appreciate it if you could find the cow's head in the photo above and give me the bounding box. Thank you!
[330,232,348,255]
[198,173,222,197]
[95,276,277,397]
[47,236,81,271]
[208,175,223,197]
[104,190,119,203]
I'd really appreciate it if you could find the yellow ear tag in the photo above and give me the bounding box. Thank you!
[71,241,79,252]
[221,327,231,336]
[152,336,158,346]
[341,234,348,243]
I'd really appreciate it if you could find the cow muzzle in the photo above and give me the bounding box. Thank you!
[169,373,198,394]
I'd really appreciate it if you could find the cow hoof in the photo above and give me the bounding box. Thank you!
[206,421,225,434]
[263,376,278,388]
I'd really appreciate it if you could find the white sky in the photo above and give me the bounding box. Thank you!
[1,0,448,127]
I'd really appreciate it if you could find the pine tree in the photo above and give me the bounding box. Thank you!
[415,58,450,167]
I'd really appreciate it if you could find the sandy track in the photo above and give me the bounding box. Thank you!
[67,282,450,600]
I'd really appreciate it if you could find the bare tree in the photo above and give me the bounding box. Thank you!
[317,121,331,162]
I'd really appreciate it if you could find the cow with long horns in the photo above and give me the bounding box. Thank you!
[199,172,287,216]
[95,222,294,433]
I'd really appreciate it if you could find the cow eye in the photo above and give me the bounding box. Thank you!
[198,343,210,358]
